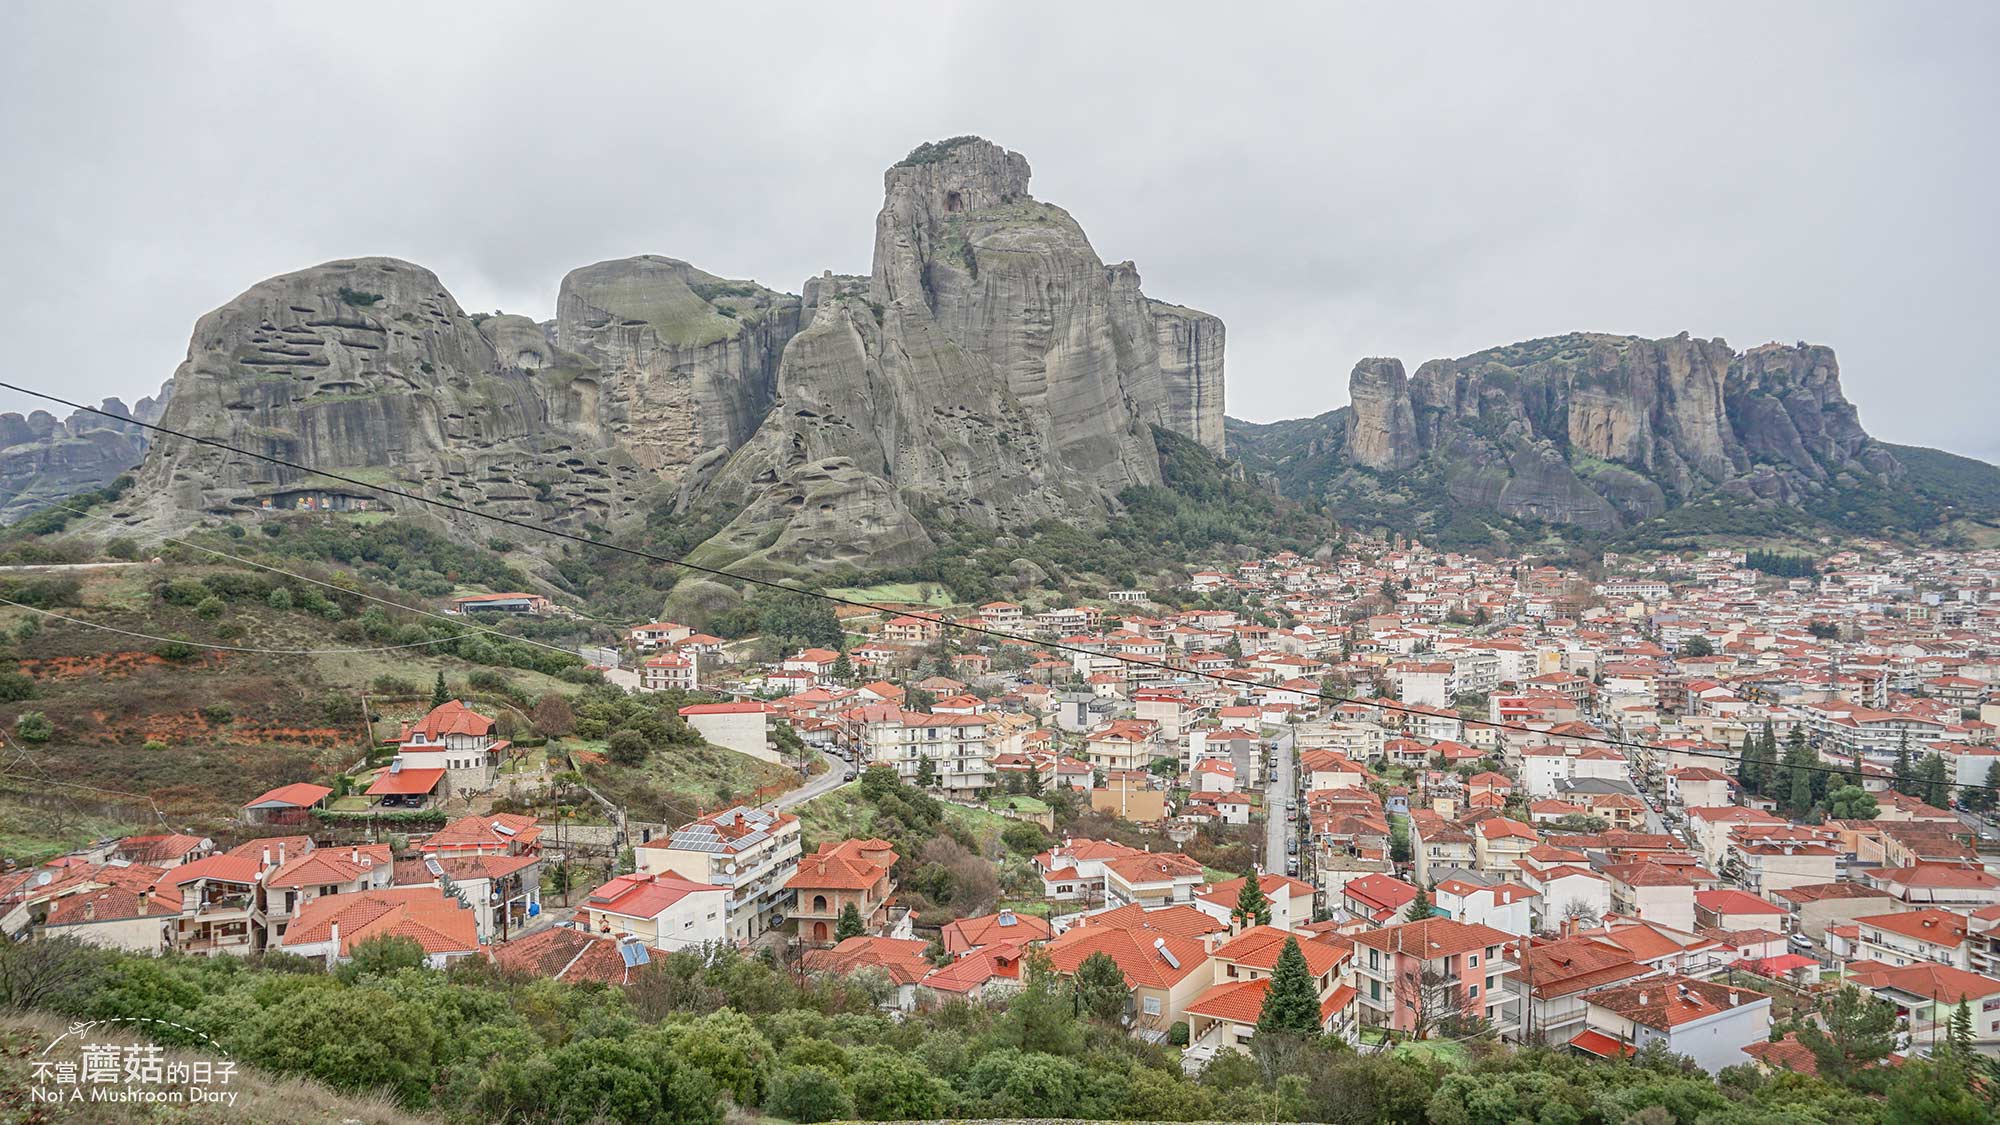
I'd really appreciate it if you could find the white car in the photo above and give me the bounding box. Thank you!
[1789,933,1814,951]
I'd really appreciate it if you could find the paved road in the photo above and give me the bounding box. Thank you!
[769,746,851,812]
[1263,727,1298,874]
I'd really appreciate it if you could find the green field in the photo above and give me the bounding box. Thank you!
[794,786,1014,850]
[0,787,145,865]
[822,582,958,607]
[577,739,800,822]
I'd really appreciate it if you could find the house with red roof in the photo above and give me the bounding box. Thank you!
[1574,974,1771,1072]
[1435,878,1538,937]
[388,699,508,798]
[1185,926,1358,1062]
[39,878,180,954]
[801,936,935,1010]
[1352,918,1521,1039]
[109,834,213,867]
[678,701,777,763]
[492,925,656,985]
[394,850,543,941]
[1194,873,1316,933]
[161,853,264,956]
[424,812,542,857]
[1855,908,1972,970]
[941,908,1052,956]
[785,838,898,946]
[1044,915,1212,1036]
[278,885,482,968]
[263,844,393,943]
[1342,872,1420,927]
[1474,817,1541,873]
[1846,959,2000,1052]
[1516,934,1654,1044]
[1693,889,1787,933]
[579,871,728,951]
[239,782,332,827]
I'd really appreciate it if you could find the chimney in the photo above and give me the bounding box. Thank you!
[137,890,149,916]
[261,846,272,870]
[1728,991,1740,1006]
[1637,992,1648,1006]
[84,899,95,920]
[351,848,359,864]
[277,843,286,866]
[329,920,339,952]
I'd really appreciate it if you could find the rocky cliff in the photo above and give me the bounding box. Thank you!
[0,387,171,522]
[1231,332,1935,541]
[683,137,1227,576]
[88,138,1225,575]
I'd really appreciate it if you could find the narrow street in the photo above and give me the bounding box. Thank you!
[769,746,851,812]
[1262,727,1298,874]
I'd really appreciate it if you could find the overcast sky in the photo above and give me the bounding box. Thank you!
[5,3,1995,459]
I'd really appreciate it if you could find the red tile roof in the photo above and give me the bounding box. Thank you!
[1585,974,1767,1030]
[242,782,332,809]
[365,767,446,796]
[1351,918,1513,960]
[585,872,725,920]
[280,886,479,956]
[801,936,933,985]
[1044,922,1208,989]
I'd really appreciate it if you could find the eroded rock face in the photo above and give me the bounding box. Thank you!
[109,140,1227,572]
[554,256,799,490]
[1270,332,1905,532]
[1150,301,1226,456]
[688,137,1225,575]
[124,258,647,536]
[0,386,172,522]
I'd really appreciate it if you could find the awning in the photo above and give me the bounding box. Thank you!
[366,767,446,796]
[1569,1030,1636,1059]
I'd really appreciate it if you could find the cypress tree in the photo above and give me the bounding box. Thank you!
[1256,937,1322,1035]
[1406,886,1438,921]
[834,902,865,941]
[431,670,450,709]
[1232,868,1271,929]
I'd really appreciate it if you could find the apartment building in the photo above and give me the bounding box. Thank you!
[635,806,802,944]
[1353,919,1522,1039]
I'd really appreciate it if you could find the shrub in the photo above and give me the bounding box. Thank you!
[265,587,293,611]
[336,285,384,307]
[15,711,54,743]
[104,538,139,561]
[195,595,225,619]
[765,1064,853,1123]
[0,671,35,702]
[153,640,200,662]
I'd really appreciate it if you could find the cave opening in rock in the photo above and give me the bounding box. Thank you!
[944,190,963,213]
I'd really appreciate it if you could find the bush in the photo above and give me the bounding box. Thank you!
[195,595,226,620]
[266,587,294,611]
[607,728,651,766]
[766,1064,853,1123]
[153,640,200,662]
[0,671,35,702]
[15,711,53,743]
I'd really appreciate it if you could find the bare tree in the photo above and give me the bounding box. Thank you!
[1406,967,1486,1041]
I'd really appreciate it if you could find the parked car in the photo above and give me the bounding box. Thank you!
[1789,933,1814,951]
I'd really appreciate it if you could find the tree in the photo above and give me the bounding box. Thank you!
[765,1065,852,1124]
[336,934,426,983]
[915,753,939,789]
[1827,786,1878,821]
[1796,985,1899,1084]
[1680,635,1715,658]
[830,652,854,684]
[1914,754,1951,809]
[993,950,1081,1053]
[1405,886,1437,921]
[1390,824,1413,866]
[1231,868,1271,929]
[1966,761,2000,814]
[1943,997,1975,1060]
[606,728,651,766]
[1255,938,1322,1036]
[431,670,450,709]
[14,711,52,743]
[531,692,575,738]
[1735,734,1759,793]
[1072,950,1130,1023]
[834,902,865,941]
[1408,967,1477,1041]
[1892,732,1914,796]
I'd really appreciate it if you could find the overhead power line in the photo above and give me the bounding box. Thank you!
[3,380,1993,797]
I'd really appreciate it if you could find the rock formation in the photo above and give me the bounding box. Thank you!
[90,138,1226,574]
[122,257,649,537]
[684,137,1227,575]
[1230,331,1916,536]
[0,386,171,523]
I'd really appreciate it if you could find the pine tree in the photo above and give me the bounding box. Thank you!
[915,753,939,789]
[1231,868,1271,929]
[1944,998,1975,1060]
[1916,754,1951,809]
[1072,950,1130,1023]
[1893,732,1914,796]
[1255,937,1322,1035]
[431,671,450,709]
[1784,731,1816,818]
[834,902,865,941]
[831,652,854,684]
[1736,734,1759,792]
[1798,985,1899,1083]
[1405,886,1437,921]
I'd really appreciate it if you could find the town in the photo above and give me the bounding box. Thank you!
[8,533,2000,1099]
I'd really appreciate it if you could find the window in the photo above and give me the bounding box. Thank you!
[1370,980,1381,1001]
[1467,984,1479,999]
[1143,997,1162,1016]
[1468,954,1478,967]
